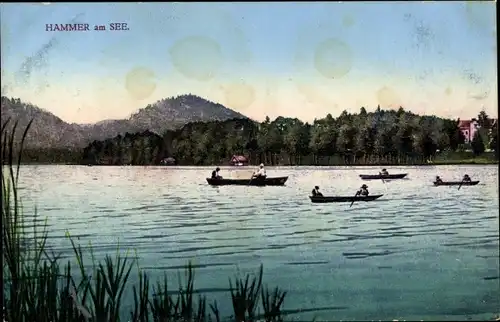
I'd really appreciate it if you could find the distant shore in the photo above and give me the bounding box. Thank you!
[18,160,499,166]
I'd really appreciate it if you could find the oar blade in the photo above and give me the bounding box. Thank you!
[349,192,359,208]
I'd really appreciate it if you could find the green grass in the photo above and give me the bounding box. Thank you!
[429,150,498,165]
[2,117,290,322]
[430,154,498,165]
[429,158,498,165]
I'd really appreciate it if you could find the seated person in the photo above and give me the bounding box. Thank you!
[435,175,443,184]
[380,168,389,175]
[311,186,323,197]
[252,163,267,178]
[462,174,471,182]
[211,167,222,179]
[357,184,369,196]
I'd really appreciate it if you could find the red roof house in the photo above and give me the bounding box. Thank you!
[230,155,248,166]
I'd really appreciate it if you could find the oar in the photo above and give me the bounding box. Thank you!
[457,178,466,190]
[378,173,389,192]
[349,191,360,208]
[249,170,260,185]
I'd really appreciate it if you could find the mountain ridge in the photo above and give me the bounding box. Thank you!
[1,94,249,149]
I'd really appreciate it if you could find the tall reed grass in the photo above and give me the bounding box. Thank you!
[2,118,289,322]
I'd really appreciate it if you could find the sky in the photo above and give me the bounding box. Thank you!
[0,2,497,124]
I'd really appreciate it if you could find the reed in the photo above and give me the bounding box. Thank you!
[2,118,289,322]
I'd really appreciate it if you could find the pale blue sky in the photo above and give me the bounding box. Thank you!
[0,2,497,123]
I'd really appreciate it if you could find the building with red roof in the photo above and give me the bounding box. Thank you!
[230,155,248,166]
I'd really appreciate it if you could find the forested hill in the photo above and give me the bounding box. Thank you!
[80,106,498,166]
[0,95,248,149]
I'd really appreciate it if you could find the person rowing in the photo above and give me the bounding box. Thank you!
[357,184,369,196]
[380,168,389,175]
[435,175,443,184]
[211,167,222,179]
[462,174,471,182]
[252,163,267,179]
[311,185,323,197]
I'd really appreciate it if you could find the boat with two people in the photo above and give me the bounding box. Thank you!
[309,184,384,203]
[206,163,288,186]
[433,174,480,186]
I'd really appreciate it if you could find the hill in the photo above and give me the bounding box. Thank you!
[0,95,248,149]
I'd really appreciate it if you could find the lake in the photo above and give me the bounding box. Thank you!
[17,165,499,321]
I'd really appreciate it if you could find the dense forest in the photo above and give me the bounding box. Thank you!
[74,107,498,166]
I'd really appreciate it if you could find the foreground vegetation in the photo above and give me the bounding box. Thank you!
[2,118,289,322]
[79,107,497,166]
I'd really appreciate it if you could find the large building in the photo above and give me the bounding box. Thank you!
[458,119,480,143]
[458,118,497,143]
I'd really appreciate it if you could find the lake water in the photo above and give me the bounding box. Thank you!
[17,165,499,321]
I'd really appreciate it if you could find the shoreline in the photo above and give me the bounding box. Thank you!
[17,161,499,166]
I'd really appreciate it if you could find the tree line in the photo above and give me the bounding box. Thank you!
[77,106,498,166]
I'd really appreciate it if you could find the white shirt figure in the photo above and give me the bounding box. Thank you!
[255,163,266,177]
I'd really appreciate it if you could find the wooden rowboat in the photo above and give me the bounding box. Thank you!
[433,180,479,186]
[309,194,384,203]
[206,176,288,186]
[359,173,407,180]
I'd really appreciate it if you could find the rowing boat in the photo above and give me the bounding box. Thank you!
[309,194,384,203]
[206,176,288,186]
[359,173,407,180]
[433,180,479,186]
